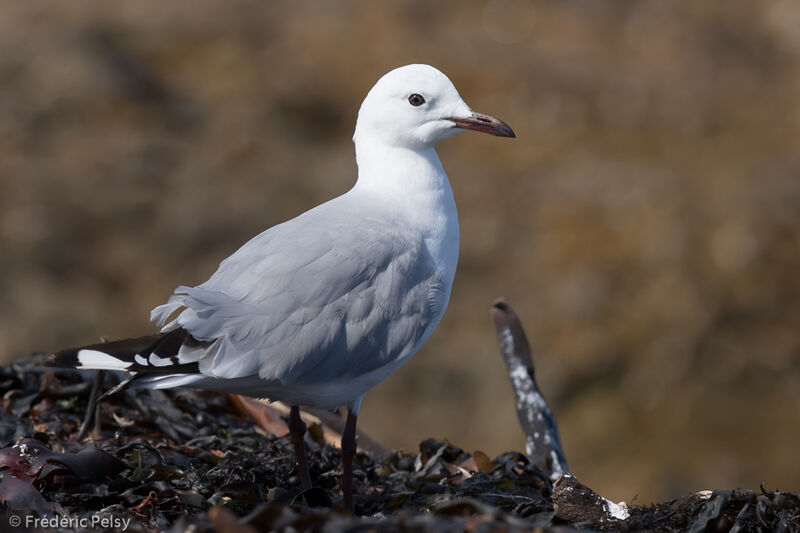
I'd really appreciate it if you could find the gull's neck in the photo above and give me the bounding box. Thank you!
[350,135,460,276]
[352,137,452,197]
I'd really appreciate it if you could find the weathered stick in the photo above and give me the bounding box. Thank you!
[490,298,570,480]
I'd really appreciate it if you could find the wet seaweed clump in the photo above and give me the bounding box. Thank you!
[1,353,799,532]
[1,354,557,531]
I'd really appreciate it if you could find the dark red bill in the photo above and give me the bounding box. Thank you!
[449,112,515,138]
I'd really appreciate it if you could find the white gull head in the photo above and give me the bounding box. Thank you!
[353,64,514,151]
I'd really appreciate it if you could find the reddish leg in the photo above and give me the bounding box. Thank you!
[288,405,312,490]
[341,409,358,512]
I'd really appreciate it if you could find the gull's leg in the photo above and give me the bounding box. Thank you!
[76,337,110,441]
[288,405,313,490]
[341,409,358,512]
[76,369,105,441]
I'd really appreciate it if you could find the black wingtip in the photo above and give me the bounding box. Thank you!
[45,348,81,369]
[43,329,205,375]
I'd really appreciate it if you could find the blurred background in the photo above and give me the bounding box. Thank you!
[2,0,799,503]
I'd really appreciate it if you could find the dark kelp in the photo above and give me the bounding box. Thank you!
[0,313,798,531]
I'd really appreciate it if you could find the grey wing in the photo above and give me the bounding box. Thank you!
[150,202,447,385]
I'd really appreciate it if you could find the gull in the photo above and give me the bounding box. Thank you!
[48,64,515,511]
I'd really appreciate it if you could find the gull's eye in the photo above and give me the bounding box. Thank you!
[408,93,425,107]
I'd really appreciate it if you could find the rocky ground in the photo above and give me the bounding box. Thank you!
[2,353,798,532]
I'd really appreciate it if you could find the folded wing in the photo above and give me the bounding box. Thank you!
[150,198,447,386]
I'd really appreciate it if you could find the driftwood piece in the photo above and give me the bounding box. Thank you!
[490,298,570,480]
